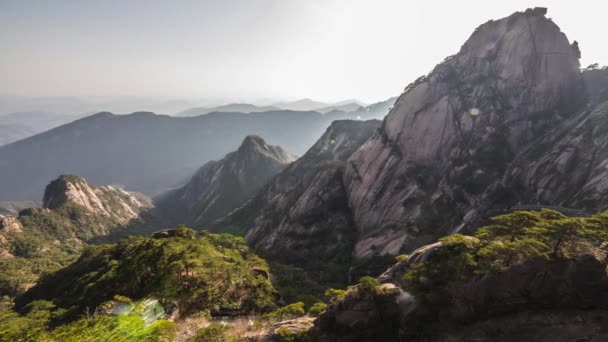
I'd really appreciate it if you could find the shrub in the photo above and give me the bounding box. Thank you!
[323,288,346,303]
[192,323,234,342]
[395,254,409,262]
[264,302,306,322]
[357,276,380,295]
[275,326,309,342]
[307,302,327,317]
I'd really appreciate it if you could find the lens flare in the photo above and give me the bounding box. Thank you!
[468,108,480,116]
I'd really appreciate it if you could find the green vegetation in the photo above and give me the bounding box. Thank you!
[191,323,235,342]
[307,302,327,317]
[0,189,144,298]
[0,208,87,297]
[0,300,176,341]
[269,263,329,306]
[16,227,278,322]
[263,302,306,321]
[324,288,346,303]
[356,276,381,295]
[395,254,409,262]
[275,326,310,342]
[403,210,608,302]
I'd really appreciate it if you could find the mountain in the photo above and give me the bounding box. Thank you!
[354,96,398,119]
[0,175,151,296]
[0,112,83,146]
[216,120,381,283]
[155,135,295,228]
[216,5,608,289]
[176,103,281,117]
[314,102,364,114]
[341,7,590,258]
[271,98,331,111]
[323,97,397,122]
[42,174,151,227]
[0,123,37,146]
[0,110,350,201]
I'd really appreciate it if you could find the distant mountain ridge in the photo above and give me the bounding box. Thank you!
[0,97,395,201]
[0,110,327,201]
[0,111,83,146]
[176,103,281,117]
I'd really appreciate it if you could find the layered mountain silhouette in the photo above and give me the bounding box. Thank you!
[176,103,281,117]
[155,135,295,228]
[0,95,396,201]
[0,111,82,146]
[0,110,335,201]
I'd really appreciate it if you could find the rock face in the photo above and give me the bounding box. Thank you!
[312,244,608,342]
[43,175,151,225]
[343,8,588,257]
[0,216,23,234]
[155,135,295,228]
[217,120,380,282]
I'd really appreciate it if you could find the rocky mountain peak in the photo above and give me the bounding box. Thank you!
[343,8,588,258]
[382,7,582,163]
[42,175,151,223]
[155,135,295,228]
[236,135,296,164]
[217,119,382,283]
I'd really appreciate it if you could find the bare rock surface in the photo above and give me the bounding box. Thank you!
[43,174,151,225]
[343,8,589,257]
[217,120,380,282]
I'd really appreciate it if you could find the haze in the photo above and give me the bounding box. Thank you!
[1,0,606,105]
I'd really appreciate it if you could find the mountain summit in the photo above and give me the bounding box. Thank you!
[155,135,295,228]
[43,175,151,225]
[343,7,586,257]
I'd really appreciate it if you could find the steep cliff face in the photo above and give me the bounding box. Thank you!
[343,8,586,257]
[217,120,380,282]
[155,135,295,228]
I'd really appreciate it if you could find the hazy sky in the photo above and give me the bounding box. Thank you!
[1,0,607,104]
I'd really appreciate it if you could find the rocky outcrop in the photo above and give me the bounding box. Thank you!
[312,242,608,342]
[241,317,315,342]
[217,120,380,282]
[43,175,151,225]
[155,135,295,228]
[342,8,589,258]
[0,216,23,233]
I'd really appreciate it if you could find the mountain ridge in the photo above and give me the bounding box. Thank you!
[154,135,295,228]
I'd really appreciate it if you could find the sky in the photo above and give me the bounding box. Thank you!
[1,0,607,104]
